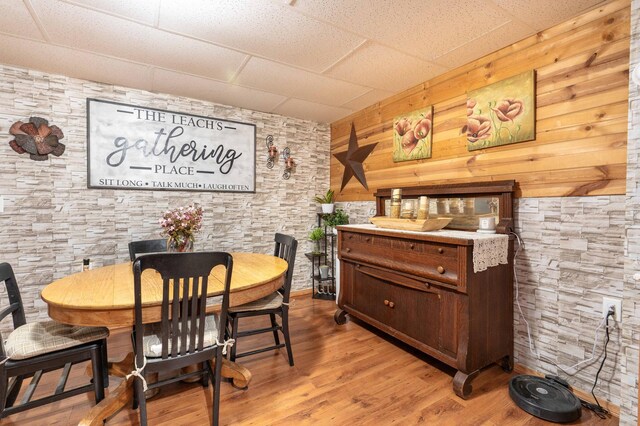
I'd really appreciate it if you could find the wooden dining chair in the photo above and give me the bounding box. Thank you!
[0,262,109,419]
[131,251,234,426]
[227,233,297,366]
[128,238,168,261]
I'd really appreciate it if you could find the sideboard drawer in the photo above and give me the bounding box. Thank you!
[341,231,460,286]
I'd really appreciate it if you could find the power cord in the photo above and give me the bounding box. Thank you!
[511,231,608,373]
[578,308,613,419]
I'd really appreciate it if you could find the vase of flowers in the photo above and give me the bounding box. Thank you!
[159,204,203,252]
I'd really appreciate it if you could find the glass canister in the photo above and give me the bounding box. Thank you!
[401,199,415,219]
[390,188,402,218]
[417,196,429,220]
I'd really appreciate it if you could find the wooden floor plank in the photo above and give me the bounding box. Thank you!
[1,297,619,425]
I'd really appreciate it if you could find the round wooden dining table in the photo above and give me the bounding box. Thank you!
[40,252,288,426]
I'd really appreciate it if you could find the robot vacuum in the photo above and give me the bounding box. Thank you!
[509,375,581,423]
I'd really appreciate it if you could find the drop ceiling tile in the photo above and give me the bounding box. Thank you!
[235,57,371,106]
[0,34,153,91]
[30,0,247,81]
[433,20,534,69]
[152,68,287,113]
[143,31,248,82]
[0,0,45,40]
[491,0,606,31]
[158,0,365,72]
[293,0,514,61]
[272,98,353,124]
[62,0,160,25]
[340,89,395,111]
[326,41,448,93]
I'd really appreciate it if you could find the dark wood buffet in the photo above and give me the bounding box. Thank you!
[334,181,515,398]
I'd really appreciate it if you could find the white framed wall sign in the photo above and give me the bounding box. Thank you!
[86,98,256,192]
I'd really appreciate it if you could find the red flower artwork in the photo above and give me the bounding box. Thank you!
[466,115,492,143]
[492,98,524,122]
[9,117,65,161]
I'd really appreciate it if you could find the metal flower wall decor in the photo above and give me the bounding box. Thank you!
[9,116,66,161]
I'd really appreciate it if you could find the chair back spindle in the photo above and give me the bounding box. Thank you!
[274,233,297,303]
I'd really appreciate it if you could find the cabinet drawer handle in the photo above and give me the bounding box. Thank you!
[410,243,415,249]
[383,299,389,306]
[365,237,371,242]
[388,301,395,308]
[438,248,444,254]
[346,248,351,253]
[437,266,445,274]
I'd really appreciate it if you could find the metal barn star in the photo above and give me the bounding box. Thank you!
[334,123,377,191]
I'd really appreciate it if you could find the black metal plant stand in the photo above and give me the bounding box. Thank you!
[306,213,336,300]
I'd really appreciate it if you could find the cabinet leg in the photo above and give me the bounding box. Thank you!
[500,355,514,372]
[334,309,347,325]
[453,369,479,399]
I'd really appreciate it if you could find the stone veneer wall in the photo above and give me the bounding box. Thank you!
[0,64,329,330]
[621,0,640,424]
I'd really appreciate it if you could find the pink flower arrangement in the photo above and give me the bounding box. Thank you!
[159,204,204,250]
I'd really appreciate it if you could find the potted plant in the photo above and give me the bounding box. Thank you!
[314,189,335,214]
[324,208,349,234]
[308,226,325,254]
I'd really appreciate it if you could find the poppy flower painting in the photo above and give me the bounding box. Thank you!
[392,106,433,162]
[465,70,535,151]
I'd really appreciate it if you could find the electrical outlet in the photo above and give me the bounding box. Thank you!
[602,297,622,321]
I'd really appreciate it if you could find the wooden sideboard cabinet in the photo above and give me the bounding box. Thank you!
[334,181,515,399]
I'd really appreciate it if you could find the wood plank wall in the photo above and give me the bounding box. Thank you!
[330,0,630,200]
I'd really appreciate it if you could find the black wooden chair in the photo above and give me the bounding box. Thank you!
[0,262,109,419]
[128,238,168,261]
[131,252,234,426]
[227,233,297,366]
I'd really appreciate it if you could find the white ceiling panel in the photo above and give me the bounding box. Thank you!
[293,0,514,62]
[152,68,287,113]
[142,31,248,82]
[340,89,395,111]
[0,0,611,124]
[0,0,45,41]
[490,0,606,31]
[0,34,153,92]
[30,0,248,82]
[236,57,371,106]
[62,0,160,25]
[433,20,533,69]
[273,98,354,125]
[158,0,366,72]
[326,41,448,93]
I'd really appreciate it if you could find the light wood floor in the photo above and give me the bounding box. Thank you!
[2,296,618,425]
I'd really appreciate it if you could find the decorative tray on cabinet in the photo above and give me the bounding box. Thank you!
[369,216,452,232]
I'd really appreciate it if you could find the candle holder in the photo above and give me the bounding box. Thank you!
[266,135,277,169]
[282,147,295,180]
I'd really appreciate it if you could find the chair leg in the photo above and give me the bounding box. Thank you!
[0,369,8,416]
[230,315,239,362]
[281,308,294,366]
[269,313,281,346]
[90,345,105,403]
[134,375,148,426]
[201,362,208,388]
[4,374,23,411]
[100,338,109,387]
[213,348,223,426]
